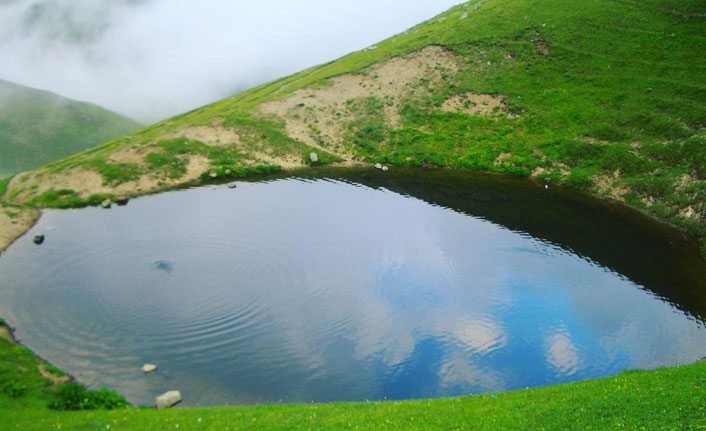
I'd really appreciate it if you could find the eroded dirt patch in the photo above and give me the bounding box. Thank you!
[0,204,39,253]
[260,46,462,154]
[442,92,509,116]
[164,125,241,147]
[37,364,70,384]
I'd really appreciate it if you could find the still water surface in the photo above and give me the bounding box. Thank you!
[1,168,705,406]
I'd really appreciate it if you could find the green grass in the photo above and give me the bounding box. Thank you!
[0,176,11,201]
[1,360,704,430]
[0,79,141,178]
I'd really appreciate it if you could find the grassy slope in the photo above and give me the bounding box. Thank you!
[6,0,706,253]
[0,79,141,178]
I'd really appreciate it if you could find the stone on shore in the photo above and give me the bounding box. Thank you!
[116,197,129,206]
[156,390,182,409]
[382,165,389,172]
[375,163,382,170]
[209,172,218,179]
[101,199,111,209]
[142,364,157,373]
[310,152,319,163]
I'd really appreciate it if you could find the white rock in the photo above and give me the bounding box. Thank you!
[374,163,382,170]
[382,166,389,172]
[209,172,217,179]
[310,152,319,163]
[156,390,182,409]
[225,169,232,176]
[101,199,111,209]
[141,364,157,373]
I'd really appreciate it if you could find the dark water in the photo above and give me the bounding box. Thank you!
[1,168,705,407]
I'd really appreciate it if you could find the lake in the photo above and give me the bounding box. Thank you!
[1,167,705,407]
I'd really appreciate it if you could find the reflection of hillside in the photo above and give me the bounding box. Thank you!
[288,167,706,322]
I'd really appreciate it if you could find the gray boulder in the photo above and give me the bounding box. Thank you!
[156,390,182,409]
[310,152,319,163]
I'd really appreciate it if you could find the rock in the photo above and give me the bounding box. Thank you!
[116,197,129,206]
[309,152,319,163]
[381,165,389,172]
[141,364,157,373]
[374,163,382,170]
[225,169,232,176]
[209,172,218,179]
[101,199,111,209]
[228,183,237,189]
[156,390,182,409]
[33,233,44,245]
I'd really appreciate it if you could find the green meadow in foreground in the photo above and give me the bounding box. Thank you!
[1,320,704,430]
[0,79,140,178]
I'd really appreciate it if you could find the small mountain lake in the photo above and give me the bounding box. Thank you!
[1,167,706,407]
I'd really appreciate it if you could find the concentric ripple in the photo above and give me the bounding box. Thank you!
[1,171,705,407]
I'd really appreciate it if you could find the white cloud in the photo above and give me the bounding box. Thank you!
[0,0,462,122]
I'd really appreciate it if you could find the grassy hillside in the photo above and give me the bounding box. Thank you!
[0,79,140,178]
[5,0,704,253]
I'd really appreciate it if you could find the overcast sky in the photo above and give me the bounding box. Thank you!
[0,0,462,123]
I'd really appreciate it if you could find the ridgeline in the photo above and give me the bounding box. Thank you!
[0,79,140,178]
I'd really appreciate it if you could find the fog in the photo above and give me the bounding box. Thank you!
[0,0,462,123]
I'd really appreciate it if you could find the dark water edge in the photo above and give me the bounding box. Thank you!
[251,167,706,321]
[0,167,705,407]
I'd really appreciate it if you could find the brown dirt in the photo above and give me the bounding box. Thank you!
[442,92,508,116]
[0,204,39,253]
[0,325,13,342]
[259,46,462,156]
[163,125,241,147]
[37,364,71,384]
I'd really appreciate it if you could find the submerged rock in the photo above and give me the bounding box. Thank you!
[310,152,319,163]
[142,364,157,373]
[116,197,129,206]
[228,183,237,189]
[33,233,44,245]
[101,199,111,209]
[156,390,182,409]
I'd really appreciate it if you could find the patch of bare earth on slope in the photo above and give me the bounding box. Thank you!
[0,204,38,253]
[259,46,470,157]
[442,92,510,116]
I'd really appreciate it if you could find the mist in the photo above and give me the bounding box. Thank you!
[0,0,462,123]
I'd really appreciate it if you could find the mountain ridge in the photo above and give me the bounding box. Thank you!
[0,78,141,178]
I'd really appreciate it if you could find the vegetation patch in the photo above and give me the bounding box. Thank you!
[48,383,129,411]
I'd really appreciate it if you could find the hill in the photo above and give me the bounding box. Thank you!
[0,79,140,178]
[2,0,705,257]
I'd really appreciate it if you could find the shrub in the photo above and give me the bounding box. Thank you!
[48,383,129,410]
